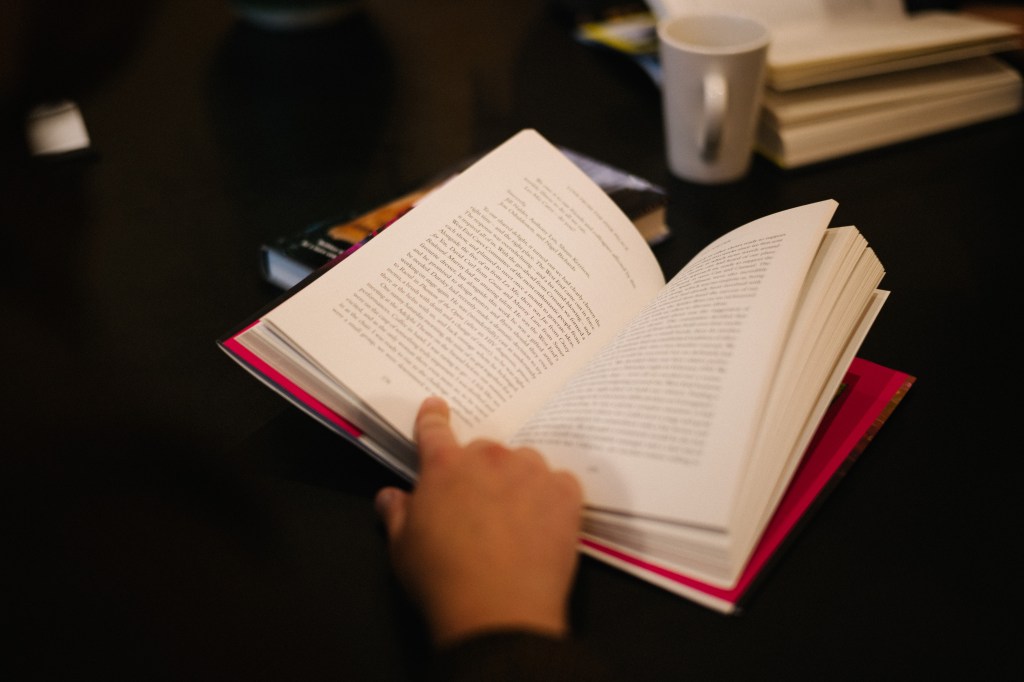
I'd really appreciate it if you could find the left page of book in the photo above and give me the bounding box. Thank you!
[257,129,666,446]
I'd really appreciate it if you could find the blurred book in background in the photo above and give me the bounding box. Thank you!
[575,1,1023,167]
[758,55,1022,168]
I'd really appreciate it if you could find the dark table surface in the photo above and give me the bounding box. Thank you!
[4,1,1021,679]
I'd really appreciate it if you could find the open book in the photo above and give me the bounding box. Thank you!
[220,129,896,609]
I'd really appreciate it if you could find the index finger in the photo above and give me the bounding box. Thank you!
[414,396,459,464]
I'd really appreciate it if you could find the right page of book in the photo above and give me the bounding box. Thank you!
[510,200,839,530]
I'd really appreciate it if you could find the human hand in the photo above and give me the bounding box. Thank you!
[375,396,584,646]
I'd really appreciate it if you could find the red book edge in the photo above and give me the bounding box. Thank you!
[579,357,915,612]
[220,329,913,613]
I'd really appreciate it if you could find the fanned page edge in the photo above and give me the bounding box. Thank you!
[513,200,839,530]
[579,357,915,612]
[218,329,418,481]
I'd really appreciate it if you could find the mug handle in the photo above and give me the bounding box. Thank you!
[699,72,727,161]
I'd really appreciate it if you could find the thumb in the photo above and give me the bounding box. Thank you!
[374,486,409,541]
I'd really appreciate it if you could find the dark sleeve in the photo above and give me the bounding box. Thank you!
[428,630,613,682]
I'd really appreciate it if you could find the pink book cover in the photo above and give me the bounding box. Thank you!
[579,357,915,612]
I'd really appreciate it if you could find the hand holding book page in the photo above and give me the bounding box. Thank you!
[260,129,668,450]
[237,129,887,592]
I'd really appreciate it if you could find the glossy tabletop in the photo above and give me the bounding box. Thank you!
[4,1,1020,679]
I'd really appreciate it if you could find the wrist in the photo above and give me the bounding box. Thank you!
[427,598,569,647]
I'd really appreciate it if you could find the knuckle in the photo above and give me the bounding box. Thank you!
[468,438,509,459]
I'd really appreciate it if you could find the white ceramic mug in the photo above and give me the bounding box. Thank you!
[658,14,770,184]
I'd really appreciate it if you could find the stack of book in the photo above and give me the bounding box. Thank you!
[578,1,1023,167]
[758,54,1022,168]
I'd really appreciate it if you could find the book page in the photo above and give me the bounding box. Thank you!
[262,130,666,443]
[510,200,838,528]
[578,356,913,599]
